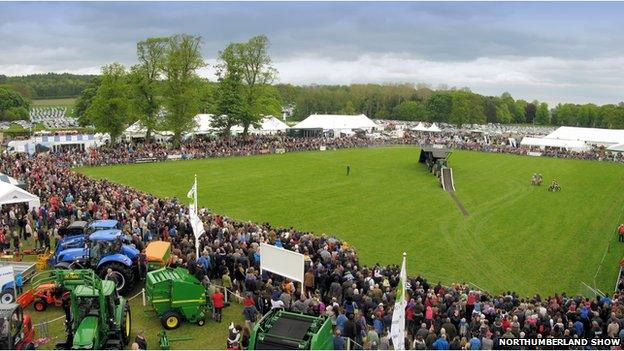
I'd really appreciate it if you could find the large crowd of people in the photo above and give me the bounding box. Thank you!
[2,132,624,350]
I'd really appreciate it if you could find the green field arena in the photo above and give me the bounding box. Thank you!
[79,146,624,296]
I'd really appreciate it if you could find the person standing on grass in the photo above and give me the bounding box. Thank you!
[212,288,225,322]
[618,224,624,242]
[346,165,351,176]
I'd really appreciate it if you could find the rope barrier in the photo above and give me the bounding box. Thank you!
[33,314,65,328]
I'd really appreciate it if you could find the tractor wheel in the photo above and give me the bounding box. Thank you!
[34,298,47,312]
[1,288,15,304]
[161,311,182,330]
[120,302,131,346]
[98,262,133,295]
[197,318,205,326]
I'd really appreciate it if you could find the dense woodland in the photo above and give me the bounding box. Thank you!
[2,44,624,129]
[0,73,97,100]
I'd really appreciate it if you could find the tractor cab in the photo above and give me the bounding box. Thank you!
[0,304,34,350]
[52,270,131,350]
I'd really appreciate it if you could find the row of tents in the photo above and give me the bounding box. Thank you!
[123,114,384,140]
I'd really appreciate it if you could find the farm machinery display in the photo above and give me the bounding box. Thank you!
[51,220,123,265]
[0,303,35,350]
[145,266,210,330]
[32,269,132,350]
[53,229,139,294]
[248,308,333,350]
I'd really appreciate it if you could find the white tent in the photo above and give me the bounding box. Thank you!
[545,126,624,146]
[230,116,289,135]
[412,122,428,131]
[194,114,217,135]
[520,137,589,151]
[427,123,442,132]
[124,122,147,139]
[607,143,624,152]
[0,181,40,209]
[0,173,25,189]
[292,114,378,132]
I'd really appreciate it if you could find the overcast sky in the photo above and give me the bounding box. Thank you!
[1,1,623,105]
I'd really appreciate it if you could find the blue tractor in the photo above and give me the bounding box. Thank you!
[54,229,139,295]
[52,220,122,265]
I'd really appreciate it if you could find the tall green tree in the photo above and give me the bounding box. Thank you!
[160,34,205,143]
[535,102,550,125]
[74,77,100,126]
[425,92,452,122]
[130,37,168,140]
[0,87,30,121]
[393,100,426,121]
[86,63,131,143]
[514,100,527,123]
[449,91,485,126]
[213,44,246,135]
[496,103,513,124]
[235,35,278,135]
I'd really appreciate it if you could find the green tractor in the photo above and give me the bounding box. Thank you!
[32,270,131,350]
[248,308,333,350]
[145,267,210,330]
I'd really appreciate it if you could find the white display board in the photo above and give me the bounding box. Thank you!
[260,243,304,283]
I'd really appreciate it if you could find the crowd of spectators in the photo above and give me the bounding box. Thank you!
[2,133,624,350]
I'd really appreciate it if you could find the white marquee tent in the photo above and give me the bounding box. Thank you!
[292,114,378,132]
[520,137,590,151]
[231,116,289,135]
[545,126,624,146]
[0,181,40,209]
[427,123,442,132]
[412,122,428,131]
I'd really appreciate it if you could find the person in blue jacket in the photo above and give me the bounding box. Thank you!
[432,334,450,350]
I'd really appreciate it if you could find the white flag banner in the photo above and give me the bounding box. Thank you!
[390,253,407,350]
[187,179,196,199]
[187,176,204,257]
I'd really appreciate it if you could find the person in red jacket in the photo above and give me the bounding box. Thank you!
[212,288,225,322]
[618,224,624,242]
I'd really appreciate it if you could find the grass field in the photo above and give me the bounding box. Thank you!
[31,98,76,107]
[79,147,624,296]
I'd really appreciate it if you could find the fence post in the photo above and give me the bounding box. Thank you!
[142,288,146,306]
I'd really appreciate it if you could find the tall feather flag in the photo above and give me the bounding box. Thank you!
[187,175,205,257]
[390,252,407,350]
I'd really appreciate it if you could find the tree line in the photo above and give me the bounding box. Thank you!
[75,34,281,143]
[279,84,624,128]
[0,73,97,99]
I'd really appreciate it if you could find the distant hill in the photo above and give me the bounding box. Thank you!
[0,73,97,99]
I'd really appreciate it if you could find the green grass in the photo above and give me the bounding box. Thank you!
[31,98,76,107]
[78,147,624,296]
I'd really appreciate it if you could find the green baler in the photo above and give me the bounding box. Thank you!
[248,309,333,350]
[145,267,209,329]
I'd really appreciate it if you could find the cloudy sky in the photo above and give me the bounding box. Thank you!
[1,1,623,105]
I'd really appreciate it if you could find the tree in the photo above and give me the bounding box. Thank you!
[160,34,205,144]
[213,44,246,135]
[449,91,485,126]
[86,63,131,143]
[130,37,168,140]
[535,102,550,125]
[514,100,527,123]
[496,103,513,124]
[525,102,537,124]
[234,35,278,135]
[483,97,498,123]
[4,106,29,121]
[426,92,452,122]
[73,77,100,126]
[0,87,30,121]
[393,100,426,121]
[342,101,356,115]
